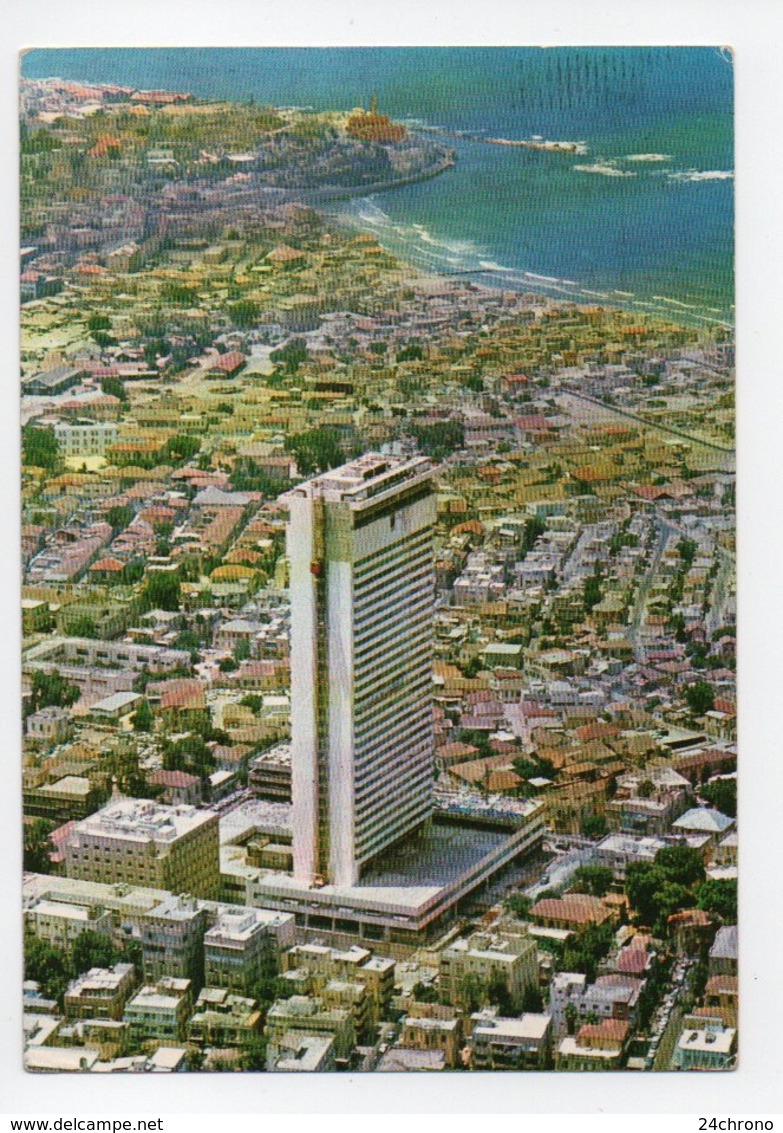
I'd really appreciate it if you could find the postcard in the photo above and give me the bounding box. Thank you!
[19,46,736,1078]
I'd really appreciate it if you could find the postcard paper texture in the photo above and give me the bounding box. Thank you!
[20,47,735,1074]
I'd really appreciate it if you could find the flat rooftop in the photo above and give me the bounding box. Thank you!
[245,811,544,929]
[361,821,507,891]
[285,453,433,506]
[72,799,216,844]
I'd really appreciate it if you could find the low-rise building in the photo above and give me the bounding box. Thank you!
[556,1019,629,1070]
[24,897,112,950]
[187,988,262,1047]
[53,421,119,458]
[548,972,644,1038]
[530,894,615,932]
[281,943,394,1023]
[123,977,193,1042]
[470,1009,552,1070]
[266,1031,336,1072]
[26,706,72,745]
[709,925,738,977]
[672,1018,737,1071]
[65,799,220,898]
[204,906,295,994]
[399,1013,462,1069]
[439,925,538,1012]
[64,963,137,1021]
[264,995,355,1061]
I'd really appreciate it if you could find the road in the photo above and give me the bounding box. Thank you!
[628,520,671,661]
[557,390,735,471]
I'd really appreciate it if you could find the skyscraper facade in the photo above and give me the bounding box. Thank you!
[286,454,436,888]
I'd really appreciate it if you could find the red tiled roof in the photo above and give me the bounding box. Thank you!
[531,894,612,925]
[576,1019,629,1044]
[158,680,206,711]
[148,770,200,788]
[209,351,245,373]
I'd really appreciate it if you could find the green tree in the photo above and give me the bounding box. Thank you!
[270,337,308,374]
[285,427,344,476]
[100,375,127,402]
[487,974,513,1015]
[68,615,97,638]
[22,425,60,471]
[71,930,118,976]
[24,936,70,1002]
[522,515,546,554]
[677,538,697,568]
[106,505,133,532]
[626,845,706,930]
[410,421,465,460]
[700,778,736,818]
[163,734,214,779]
[29,669,80,713]
[228,299,260,328]
[505,893,531,919]
[570,865,614,898]
[238,1035,267,1071]
[396,343,424,363]
[521,984,544,1013]
[581,813,608,839]
[23,818,55,874]
[655,844,706,888]
[456,972,486,1013]
[163,434,201,465]
[132,699,153,733]
[583,571,603,613]
[684,681,715,716]
[651,881,692,936]
[412,981,439,1003]
[143,572,181,612]
[697,878,737,922]
[625,862,661,928]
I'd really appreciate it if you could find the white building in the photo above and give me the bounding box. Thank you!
[285,454,436,887]
[53,420,118,458]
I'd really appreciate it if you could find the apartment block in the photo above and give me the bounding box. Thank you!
[65,799,220,898]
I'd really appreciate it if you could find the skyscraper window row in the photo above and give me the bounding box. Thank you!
[354,744,432,808]
[353,644,432,703]
[353,602,432,664]
[353,528,433,582]
[353,560,433,617]
[356,584,432,630]
[353,704,433,771]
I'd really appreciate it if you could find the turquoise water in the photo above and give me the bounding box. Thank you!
[22,47,734,324]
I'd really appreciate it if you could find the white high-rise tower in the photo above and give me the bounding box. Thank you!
[286,454,436,888]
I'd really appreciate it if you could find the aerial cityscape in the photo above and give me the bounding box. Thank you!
[20,48,736,1074]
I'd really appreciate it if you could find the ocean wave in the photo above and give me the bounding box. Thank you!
[625,153,671,162]
[335,198,731,327]
[668,169,734,182]
[574,161,636,178]
[411,223,481,257]
[479,260,514,272]
[651,296,701,310]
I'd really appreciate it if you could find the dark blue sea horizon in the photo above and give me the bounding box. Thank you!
[21,47,734,325]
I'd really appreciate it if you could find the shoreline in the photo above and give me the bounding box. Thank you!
[21,74,733,332]
[327,194,734,332]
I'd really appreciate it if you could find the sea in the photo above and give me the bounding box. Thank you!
[21,47,735,326]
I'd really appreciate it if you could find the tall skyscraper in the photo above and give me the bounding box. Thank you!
[286,454,436,888]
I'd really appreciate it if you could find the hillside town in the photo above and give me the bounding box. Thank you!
[21,77,736,1074]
